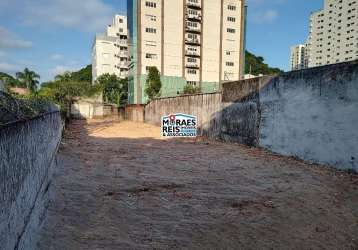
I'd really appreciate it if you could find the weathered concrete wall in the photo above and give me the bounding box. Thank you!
[259,61,358,171]
[0,112,63,250]
[71,101,120,119]
[144,93,222,137]
[142,60,358,171]
[125,105,145,123]
[220,77,273,146]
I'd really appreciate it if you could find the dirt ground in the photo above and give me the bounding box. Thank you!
[37,119,358,250]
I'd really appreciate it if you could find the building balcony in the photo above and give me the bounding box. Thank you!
[118,61,129,68]
[185,49,200,57]
[119,51,129,57]
[117,40,127,46]
[186,22,201,33]
[185,57,200,69]
[185,37,200,45]
[186,0,201,9]
[186,12,202,21]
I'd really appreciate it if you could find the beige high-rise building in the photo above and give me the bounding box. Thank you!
[306,0,358,68]
[92,15,129,82]
[290,44,307,71]
[127,0,246,104]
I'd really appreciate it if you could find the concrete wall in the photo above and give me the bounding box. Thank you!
[0,112,63,250]
[125,105,145,123]
[140,60,358,171]
[71,101,120,119]
[145,93,222,137]
[259,62,358,171]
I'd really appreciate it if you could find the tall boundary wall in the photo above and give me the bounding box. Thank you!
[140,60,358,171]
[0,112,63,250]
[145,93,222,138]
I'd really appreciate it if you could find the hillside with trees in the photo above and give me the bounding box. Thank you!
[245,50,284,76]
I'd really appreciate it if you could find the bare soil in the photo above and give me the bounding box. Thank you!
[37,119,358,250]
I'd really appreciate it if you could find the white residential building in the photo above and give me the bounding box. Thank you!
[92,15,129,82]
[306,0,358,68]
[127,0,246,104]
[290,44,307,71]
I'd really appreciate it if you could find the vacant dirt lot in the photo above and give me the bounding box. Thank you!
[38,120,358,250]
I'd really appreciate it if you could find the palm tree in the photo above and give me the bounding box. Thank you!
[16,68,40,92]
[54,71,72,82]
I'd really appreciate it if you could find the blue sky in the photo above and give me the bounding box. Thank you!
[0,0,322,82]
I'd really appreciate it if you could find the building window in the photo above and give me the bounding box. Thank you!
[226,62,234,66]
[187,69,197,74]
[146,14,157,21]
[228,5,236,11]
[146,28,157,33]
[227,17,236,22]
[145,1,157,8]
[187,58,197,63]
[146,53,157,59]
[227,28,236,33]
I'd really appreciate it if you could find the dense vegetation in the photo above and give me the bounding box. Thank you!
[183,85,201,95]
[0,65,128,119]
[145,67,162,101]
[95,74,128,105]
[245,50,284,76]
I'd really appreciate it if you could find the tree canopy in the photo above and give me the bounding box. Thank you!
[183,85,201,95]
[245,50,284,76]
[95,74,128,106]
[16,68,40,92]
[145,67,162,101]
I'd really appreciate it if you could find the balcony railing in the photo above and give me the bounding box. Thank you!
[185,62,199,69]
[185,49,200,57]
[185,37,200,45]
[186,0,201,9]
[118,61,129,68]
[186,22,201,33]
[186,12,202,21]
[119,51,129,57]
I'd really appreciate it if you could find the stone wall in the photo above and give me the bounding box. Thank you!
[0,112,63,250]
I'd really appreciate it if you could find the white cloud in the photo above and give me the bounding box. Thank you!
[0,62,21,72]
[50,65,75,76]
[51,54,64,61]
[23,0,115,32]
[0,26,33,49]
[252,9,279,23]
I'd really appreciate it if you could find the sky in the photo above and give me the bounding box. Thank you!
[0,0,323,82]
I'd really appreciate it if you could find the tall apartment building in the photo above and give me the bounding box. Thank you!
[127,0,246,104]
[92,15,129,82]
[290,44,307,71]
[306,0,358,68]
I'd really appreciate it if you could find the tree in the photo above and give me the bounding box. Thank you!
[15,68,40,92]
[95,74,128,105]
[71,65,92,82]
[0,72,24,89]
[54,71,72,82]
[38,80,96,118]
[145,67,161,101]
[245,50,284,76]
[183,85,201,95]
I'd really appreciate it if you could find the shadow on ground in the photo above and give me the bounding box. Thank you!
[37,119,358,250]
